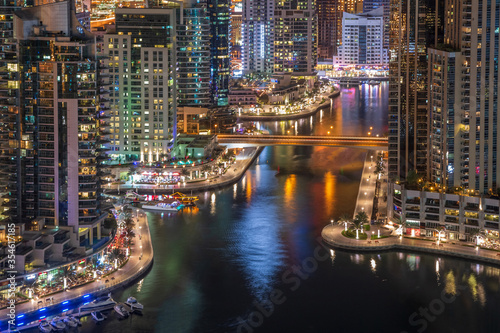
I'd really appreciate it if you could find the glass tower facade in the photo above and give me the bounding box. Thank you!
[176,6,211,107]
[208,0,230,106]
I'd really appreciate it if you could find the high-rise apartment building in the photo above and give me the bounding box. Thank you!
[387,0,443,180]
[337,8,386,66]
[230,0,243,74]
[241,0,274,73]
[208,0,230,106]
[0,0,108,250]
[317,0,335,60]
[274,0,318,76]
[362,0,389,49]
[103,8,177,163]
[388,0,500,240]
[0,0,21,222]
[428,0,500,194]
[331,0,363,56]
[177,6,211,107]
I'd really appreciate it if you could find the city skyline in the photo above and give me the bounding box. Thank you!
[1,0,500,332]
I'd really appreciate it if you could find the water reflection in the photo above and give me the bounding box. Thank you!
[406,254,420,271]
[444,271,456,295]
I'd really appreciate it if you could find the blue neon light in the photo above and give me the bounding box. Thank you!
[62,301,69,305]
[62,308,69,312]
[83,294,90,298]
[40,316,46,319]
[17,322,24,326]
[17,314,24,318]
[39,308,46,312]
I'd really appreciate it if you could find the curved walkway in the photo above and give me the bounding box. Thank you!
[322,224,500,266]
[0,210,153,322]
[106,147,263,195]
[237,91,340,121]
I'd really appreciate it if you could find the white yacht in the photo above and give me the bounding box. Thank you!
[142,201,181,211]
[62,315,79,328]
[39,319,53,332]
[114,303,130,317]
[125,296,144,312]
[79,293,116,313]
[91,311,106,322]
[49,317,66,331]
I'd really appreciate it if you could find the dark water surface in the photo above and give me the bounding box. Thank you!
[77,84,500,333]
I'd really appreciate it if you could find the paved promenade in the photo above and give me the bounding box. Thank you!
[106,146,262,194]
[237,91,339,121]
[353,151,379,220]
[322,224,500,266]
[1,209,153,319]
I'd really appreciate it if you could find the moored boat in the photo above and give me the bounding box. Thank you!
[114,303,130,317]
[39,319,53,333]
[125,296,144,312]
[79,293,116,313]
[142,201,181,211]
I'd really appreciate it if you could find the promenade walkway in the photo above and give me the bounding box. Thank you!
[106,147,261,194]
[1,210,153,320]
[353,152,379,221]
[322,224,500,266]
[237,91,339,121]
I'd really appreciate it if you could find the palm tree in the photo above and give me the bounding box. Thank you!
[338,213,352,226]
[354,211,369,229]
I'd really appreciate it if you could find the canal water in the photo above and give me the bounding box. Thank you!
[70,83,500,333]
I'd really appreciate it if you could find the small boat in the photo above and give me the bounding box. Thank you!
[39,319,53,332]
[114,303,130,317]
[125,296,144,312]
[125,191,147,201]
[91,311,106,322]
[49,317,66,331]
[63,315,79,328]
[142,201,181,211]
[368,80,380,85]
[79,293,116,312]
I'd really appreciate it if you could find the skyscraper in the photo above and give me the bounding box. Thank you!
[274,0,318,76]
[208,0,230,106]
[104,8,177,163]
[387,0,443,180]
[0,0,21,222]
[362,0,389,49]
[0,0,109,248]
[337,8,386,66]
[331,0,364,56]
[317,0,335,60]
[388,0,500,240]
[428,0,500,194]
[241,0,274,73]
[176,6,211,107]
